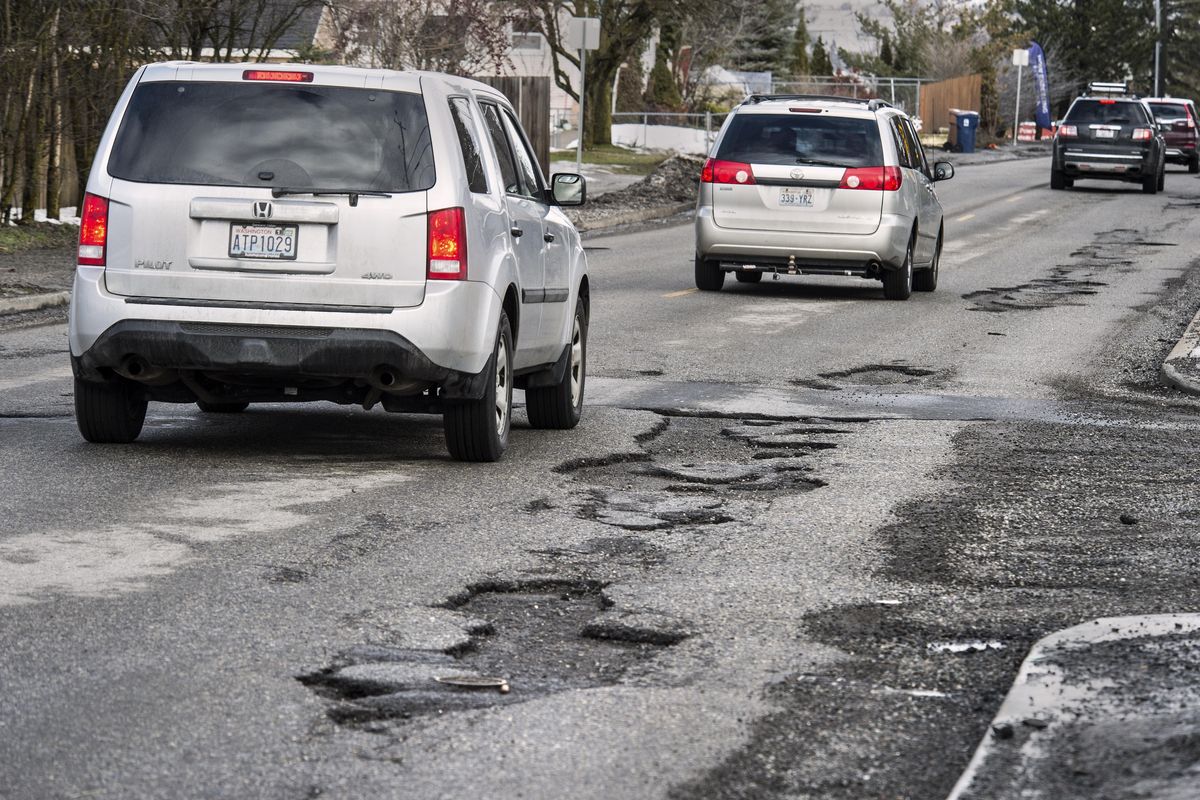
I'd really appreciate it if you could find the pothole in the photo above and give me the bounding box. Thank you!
[561,416,849,531]
[299,579,682,727]
[963,228,1171,313]
[815,364,941,386]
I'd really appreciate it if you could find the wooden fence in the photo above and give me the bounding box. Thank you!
[919,74,982,134]
[473,75,552,175]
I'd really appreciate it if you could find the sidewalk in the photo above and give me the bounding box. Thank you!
[1160,305,1200,395]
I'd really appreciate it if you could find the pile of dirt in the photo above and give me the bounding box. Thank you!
[566,154,704,231]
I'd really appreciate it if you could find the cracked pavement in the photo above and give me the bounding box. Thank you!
[2,158,1200,799]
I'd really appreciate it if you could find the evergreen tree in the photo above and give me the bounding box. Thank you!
[880,33,894,70]
[811,35,833,76]
[790,5,810,75]
[645,22,683,110]
[732,0,795,74]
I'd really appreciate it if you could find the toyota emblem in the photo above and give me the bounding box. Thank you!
[790,168,805,180]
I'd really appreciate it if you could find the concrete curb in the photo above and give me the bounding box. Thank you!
[946,613,1200,800]
[0,290,70,317]
[573,202,693,234]
[1159,305,1200,395]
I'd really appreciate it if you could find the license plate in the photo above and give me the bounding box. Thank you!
[229,224,297,260]
[1095,128,1116,139]
[780,188,814,207]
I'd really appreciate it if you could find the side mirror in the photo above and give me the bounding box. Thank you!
[933,161,955,181]
[550,173,586,206]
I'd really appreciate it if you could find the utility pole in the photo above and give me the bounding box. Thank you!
[1154,0,1162,96]
[567,17,601,174]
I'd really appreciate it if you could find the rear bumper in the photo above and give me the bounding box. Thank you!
[68,266,501,396]
[1056,145,1156,179]
[694,206,912,271]
[71,320,489,399]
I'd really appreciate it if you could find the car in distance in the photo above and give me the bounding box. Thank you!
[1145,96,1199,173]
[69,63,589,462]
[1051,82,1166,193]
[694,94,954,301]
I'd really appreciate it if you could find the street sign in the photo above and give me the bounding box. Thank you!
[566,17,600,51]
[1012,48,1029,67]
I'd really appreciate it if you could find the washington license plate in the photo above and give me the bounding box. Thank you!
[229,224,297,260]
[1095,128,1116,139]
[779,188,815,207]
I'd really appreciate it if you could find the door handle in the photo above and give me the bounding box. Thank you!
[510,227,524,238]
[543,232,556,243]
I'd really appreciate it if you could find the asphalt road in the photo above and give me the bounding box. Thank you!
[2,158,1199,799]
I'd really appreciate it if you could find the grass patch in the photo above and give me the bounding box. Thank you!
[554,144,669,175]
[0,221,78,255]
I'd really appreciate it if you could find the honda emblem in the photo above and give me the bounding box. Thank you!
[253,201,272,219]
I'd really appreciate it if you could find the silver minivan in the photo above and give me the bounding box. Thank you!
[69,63,589,461]
[695,95,954,299]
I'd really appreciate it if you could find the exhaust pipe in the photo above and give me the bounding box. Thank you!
[116,356,175,385]
[367,366,425,396]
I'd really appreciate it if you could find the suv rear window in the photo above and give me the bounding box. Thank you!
[1065,100,1150,126]
[108,81,436,192]
[717,114,883,167]
[1148,102,1191,121]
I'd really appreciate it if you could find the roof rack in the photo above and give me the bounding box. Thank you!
[743,94,893,112]
[1084,81,1134,97]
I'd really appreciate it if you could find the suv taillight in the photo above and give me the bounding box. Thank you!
[1057,125,1078,138]
[1132,127,1153,141]
[78,193,109,266]
[701,158,756,185]
[428,207,467,280]
[839,166,902,191]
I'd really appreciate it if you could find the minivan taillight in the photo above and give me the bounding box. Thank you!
[428,207,467,280]
[701,158,756,185]
[78,193,109,266]
[839,166,902,191]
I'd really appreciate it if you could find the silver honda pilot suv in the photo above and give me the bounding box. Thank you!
[69,63,589,461]
[695,94,954,299]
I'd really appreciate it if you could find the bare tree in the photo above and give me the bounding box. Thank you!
[323,0,516,74]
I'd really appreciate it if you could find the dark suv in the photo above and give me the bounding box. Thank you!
[1051,82,1165,193]
[1145,96,1199,173]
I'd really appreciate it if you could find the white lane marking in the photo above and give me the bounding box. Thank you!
[0,365,72,391]
[663,288,699,298]
[956,213,976,222]
[1006,195,1024,203]
[727,300,852,329]
[0,470,411,606]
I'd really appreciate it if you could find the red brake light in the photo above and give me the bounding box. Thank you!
[78,193,109,266]
[1099,99,1117,105]
[839,166,902,191]
[242,70,313,82]
[1057,124,1078,138]
[701,158,756,185]
[1132,127,1153,141]
[789,107,822,113]
[428,207,467,280]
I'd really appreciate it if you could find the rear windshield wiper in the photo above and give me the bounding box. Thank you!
[793,158,848,168]
[271,188,391,207]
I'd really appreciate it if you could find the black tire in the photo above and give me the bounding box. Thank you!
[695,254,724,291]
[1050,169,1067,190]
[444,312,512,462]
[74,376,147,443]
[913,232,941,293]
[1142,172,1158,194]
[883,234,914,301]
[1189,155,1199,174]
[527,297,586,430]
[197,401,249,413]
[734,271,763,284]
[1157,166,1165,192]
